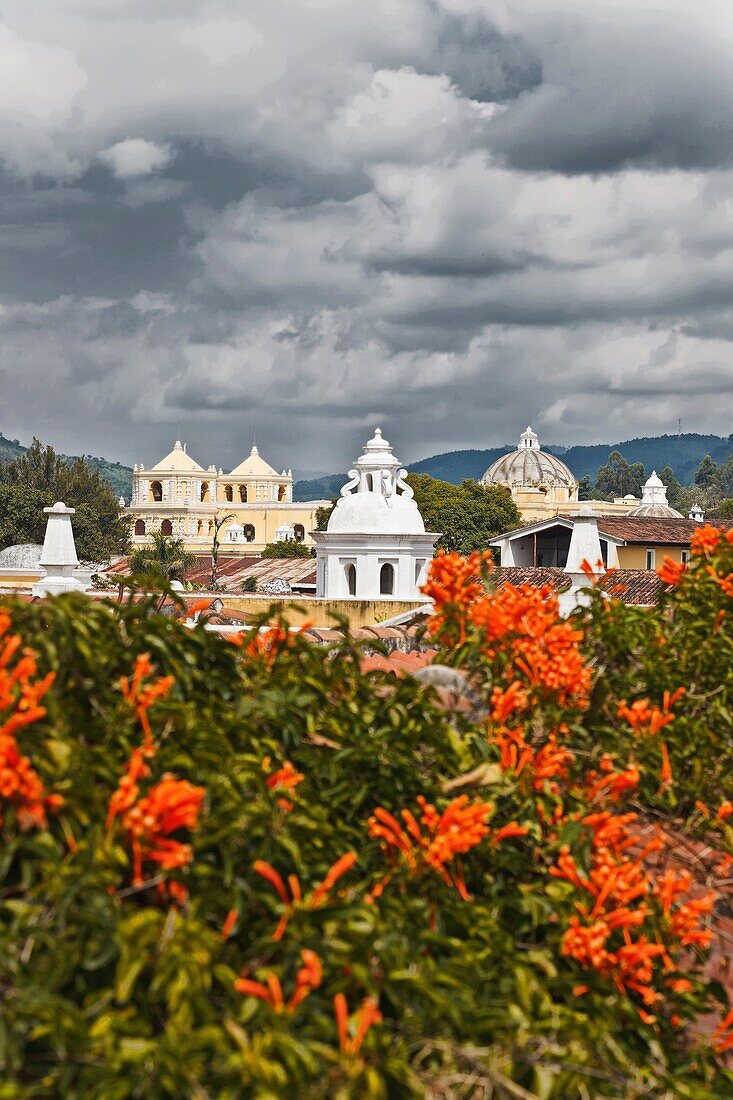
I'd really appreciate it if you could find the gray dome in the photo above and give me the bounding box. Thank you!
[481,427,576,490]
[0,544,43,569]
[626,472,682,518]
[626,503,683,518]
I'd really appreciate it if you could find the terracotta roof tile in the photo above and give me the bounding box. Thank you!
[305,627,343,643]
[602,569,668,605]
[591,515,700,545]
[493,566,572,593]
[367,625,404,640]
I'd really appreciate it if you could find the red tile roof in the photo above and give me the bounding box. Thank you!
[602,569,669,605]
[592,515,700,545]
[493,566,572,592]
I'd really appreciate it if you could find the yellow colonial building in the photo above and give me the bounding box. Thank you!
[125,440,329,554]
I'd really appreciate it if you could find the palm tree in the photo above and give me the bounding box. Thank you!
[129,531,197,583]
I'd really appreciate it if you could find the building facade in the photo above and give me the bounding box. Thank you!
[490,511,701,572]
[312,429,439,600]
[125,440,329,554]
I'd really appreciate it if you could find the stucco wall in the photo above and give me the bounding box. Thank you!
[214,596,428,629]
[127,502,326,554]
[617,545,686,569]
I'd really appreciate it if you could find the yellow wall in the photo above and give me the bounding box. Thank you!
[617,545,687,570]
[212,596,426,629]
[0,570,43,590]
[513,490,637,524]
[127,502,327,554]
[217,505,323,554]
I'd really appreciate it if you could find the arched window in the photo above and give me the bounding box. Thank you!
[278,484,287,501]
[150,480,162,502]
[380,563,395,596]
[160,519,173,536]
[345,563,356,596]
[134,519,146,536]
[293,524,305,543]
[224,484,233,502]
[243,524,255,542]
[414,559,426,585]
[201,481,210,502]
[239,485,248,503]
[197,520,203,536]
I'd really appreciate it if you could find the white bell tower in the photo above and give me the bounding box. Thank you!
[312,429,439,600]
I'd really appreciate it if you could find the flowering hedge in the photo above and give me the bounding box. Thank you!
[1,526,733,1097]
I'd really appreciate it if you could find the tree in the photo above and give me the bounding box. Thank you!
[0,485,50,548]
[0,438,130,560]
[210,513,234,589]
[2,529,733,1096]
[695,454,719,490]
[577,474,593,500]
[594,451,646,499]
[406,474,521,554]
[718,499,733,520]
[674,484,720,518]
[261,541,314,558]
[717,453,733,497]
[129,532,197,583]
[315,503,335,531]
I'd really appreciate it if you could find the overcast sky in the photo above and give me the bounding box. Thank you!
[1,0,733,473]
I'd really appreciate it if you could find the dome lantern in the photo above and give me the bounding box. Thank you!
[627,472,682,518]
[518,426,540,451]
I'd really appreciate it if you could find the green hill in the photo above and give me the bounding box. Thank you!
[0,434,27,462]
[293,432,733,499]
[0,432,133,499]
[407,433,733,487]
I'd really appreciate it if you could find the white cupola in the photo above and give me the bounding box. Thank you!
[627,471,682,518]
[518,425,541,451]
[312,428,439,600]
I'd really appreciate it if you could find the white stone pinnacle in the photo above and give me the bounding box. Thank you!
[32,502,86,597]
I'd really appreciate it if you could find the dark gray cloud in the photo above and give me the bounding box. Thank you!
[486,11,733,173]
[0,0,732,471]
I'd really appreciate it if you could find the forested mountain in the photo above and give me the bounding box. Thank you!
[3,428,731,503]
[293,433,733,499]
[0,432,132,498]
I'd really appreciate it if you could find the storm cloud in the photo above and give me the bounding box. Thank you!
[0,0,732,472]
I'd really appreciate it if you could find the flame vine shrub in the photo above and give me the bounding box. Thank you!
[0,529,732,1098]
